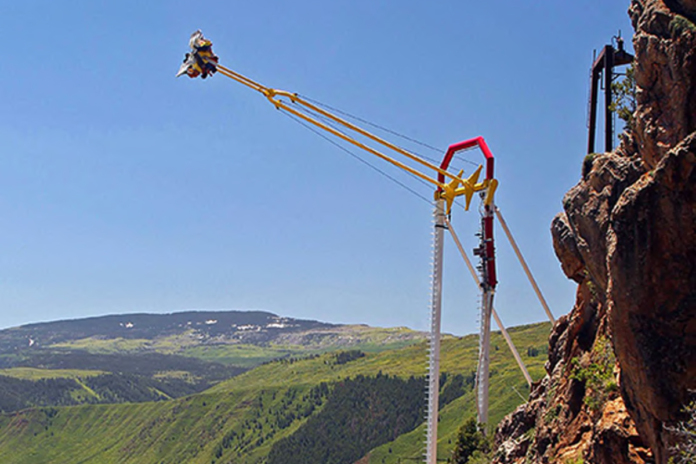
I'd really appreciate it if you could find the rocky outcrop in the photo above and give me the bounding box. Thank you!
[492,281,653,464]
[492,1,696,463]
[628,0,696,167]
[551,213,585,284]
[608,133,696,463]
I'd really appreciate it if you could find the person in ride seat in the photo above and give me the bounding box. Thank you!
[177,30,218,79]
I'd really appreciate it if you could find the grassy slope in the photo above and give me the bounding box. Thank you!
[0,368,107,406]
[0,368,105,380]
[366,323,549,463]
[0,323,550,464]
[208,323,547,395]
[46,326,426,369]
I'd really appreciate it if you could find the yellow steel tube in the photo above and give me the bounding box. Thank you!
[217,65,268,94]
[217,64,461,186]
[273,97,443,188]
[279,92,460,182]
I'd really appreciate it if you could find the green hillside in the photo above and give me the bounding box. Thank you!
[1,311,426,372]
[0,311,429,412]
[0,322,551,464]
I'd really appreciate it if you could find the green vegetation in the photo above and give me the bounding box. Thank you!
[0,371,211,413]
[571,336,618,411]
[669,15,696,38]
[267,374,425,464]
[526,344,548,358]
[544,403,563,424]
[668,397,696,464]
[208,385,332,462]
[451,418,491,464]
[0,350,246,410]
[1,312,428,375]
[586,281,598,303]
[440,372,476,408]
[332,349,366,365]
[179,343,297,368]
[610,64,636,133]
[35,325,425,371]
[0,367,104,380]
[0,376,90,412]
[50,337,153,353]
[365,324,549,463]
[582,153,598,179]
[0,313,435,418]
[4,350,242,379]
[0,312,435,421]
[0,322,551,464]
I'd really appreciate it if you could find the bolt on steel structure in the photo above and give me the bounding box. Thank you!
[176,30,552,463]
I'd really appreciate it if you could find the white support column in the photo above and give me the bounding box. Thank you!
[425,199,446,464]
[477,289,493,429]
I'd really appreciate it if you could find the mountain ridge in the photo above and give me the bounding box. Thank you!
[0,309,428,363]
[0,310,429,414]
[1,310,333,348]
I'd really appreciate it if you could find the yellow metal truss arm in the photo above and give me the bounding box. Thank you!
[177,31,495,211]
[218,65,462,188]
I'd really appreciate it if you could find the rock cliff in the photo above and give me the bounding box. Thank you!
[491,1,696,463]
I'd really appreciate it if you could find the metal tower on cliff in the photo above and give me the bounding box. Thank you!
[587,34,635,154]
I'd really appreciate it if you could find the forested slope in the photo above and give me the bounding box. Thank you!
[0,323,550,464]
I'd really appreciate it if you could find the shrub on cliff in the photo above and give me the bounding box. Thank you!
[668,398,696,464]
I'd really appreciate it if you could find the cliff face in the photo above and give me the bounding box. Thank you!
[492,1,696,463]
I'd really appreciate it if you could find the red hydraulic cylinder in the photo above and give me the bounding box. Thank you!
[482,214,497,289]
[439,136,497,290]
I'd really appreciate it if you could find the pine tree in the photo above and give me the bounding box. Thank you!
[451,418,490,464]
[610,64,636,132]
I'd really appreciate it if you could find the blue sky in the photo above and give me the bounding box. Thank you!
[1,1,633,335]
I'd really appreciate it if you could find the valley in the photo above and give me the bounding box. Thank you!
[0,313,551,463]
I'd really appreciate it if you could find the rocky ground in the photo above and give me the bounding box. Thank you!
[491,1,696,463]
